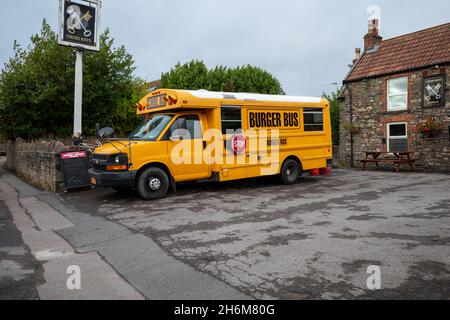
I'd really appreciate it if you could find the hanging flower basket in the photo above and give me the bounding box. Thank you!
[413,116,443,139]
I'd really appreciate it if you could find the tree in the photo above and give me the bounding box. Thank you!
[160,60,209,91]
[0,20,144,139]
[161,60,284,95]
[323,89,341,145]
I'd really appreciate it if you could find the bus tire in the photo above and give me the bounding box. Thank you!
[280,159,300,185]
[137,167,170,200]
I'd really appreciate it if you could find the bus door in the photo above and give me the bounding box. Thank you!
[165,114,211,182]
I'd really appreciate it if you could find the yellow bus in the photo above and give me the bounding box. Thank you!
[89,89,332,200]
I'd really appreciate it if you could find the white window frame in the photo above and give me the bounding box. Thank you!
[387,76,408,111]
[387,122,408,152]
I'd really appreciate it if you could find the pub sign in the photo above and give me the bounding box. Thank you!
[423,75,445,108]
[58,0,101,51]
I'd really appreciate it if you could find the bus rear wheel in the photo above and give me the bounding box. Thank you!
[137,167,169,200]
[280,159,300,185]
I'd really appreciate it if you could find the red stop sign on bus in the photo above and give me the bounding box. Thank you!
[232,134,247,155]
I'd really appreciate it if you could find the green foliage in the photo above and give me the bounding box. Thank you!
[0,20,144,139]
[161,60,284,95]
[323,89,341,145]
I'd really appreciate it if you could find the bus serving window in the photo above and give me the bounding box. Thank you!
[303,108,323,132]
[221,106,242,134]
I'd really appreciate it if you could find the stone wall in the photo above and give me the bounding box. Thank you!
[6,139,66,192]
[339,65,450,172]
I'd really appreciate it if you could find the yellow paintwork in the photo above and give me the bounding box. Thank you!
[94,89,332,184]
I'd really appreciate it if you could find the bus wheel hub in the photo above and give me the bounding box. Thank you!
[149,178,161,191]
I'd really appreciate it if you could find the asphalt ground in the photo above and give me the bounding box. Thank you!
[61,168,450,299]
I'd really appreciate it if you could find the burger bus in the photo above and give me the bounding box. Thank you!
[89,89,332,200]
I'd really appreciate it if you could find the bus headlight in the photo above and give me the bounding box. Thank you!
[107,153,128,167]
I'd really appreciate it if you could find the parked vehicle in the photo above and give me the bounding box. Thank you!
[89,89,332,200]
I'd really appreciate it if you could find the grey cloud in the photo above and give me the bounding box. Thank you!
[1,0,449,96]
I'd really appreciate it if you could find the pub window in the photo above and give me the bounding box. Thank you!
[387,122,408,152]
[387,76,408,111]
[303,108,323,131]
[221,106,242,134]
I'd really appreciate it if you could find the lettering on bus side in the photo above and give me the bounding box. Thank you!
[248,111,299,129]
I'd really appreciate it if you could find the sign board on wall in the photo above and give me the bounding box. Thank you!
[423,75,445,108]
[58,0,101,51]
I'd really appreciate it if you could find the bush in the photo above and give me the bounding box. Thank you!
[323,89,340,145]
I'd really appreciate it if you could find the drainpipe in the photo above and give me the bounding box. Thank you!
[346,85,354,167]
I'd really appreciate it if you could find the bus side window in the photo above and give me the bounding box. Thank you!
[167,115,202,140]
[303,108,323,131]
[221,106,242,134]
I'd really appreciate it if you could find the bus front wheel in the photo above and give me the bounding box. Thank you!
[280,159,300,185]
[137,167,170,200]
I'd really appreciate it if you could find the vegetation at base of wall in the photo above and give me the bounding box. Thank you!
[161,60,285,95]
[0,20,145,140]
[323,89,340,145]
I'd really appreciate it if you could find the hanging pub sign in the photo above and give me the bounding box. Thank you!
[58,0,101,51]
[423,75,445,108]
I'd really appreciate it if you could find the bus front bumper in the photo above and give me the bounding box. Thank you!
[89,168,136,188]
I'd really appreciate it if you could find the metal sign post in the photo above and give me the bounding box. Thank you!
[74,50,83,136]
[58,0,101,142]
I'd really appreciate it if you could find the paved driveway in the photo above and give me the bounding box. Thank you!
[62,169,450,299]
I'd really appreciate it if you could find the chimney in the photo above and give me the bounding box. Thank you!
[352,48,361,65]
[364,19,382,51]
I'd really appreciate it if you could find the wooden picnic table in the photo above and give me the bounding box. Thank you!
[360,151,415,172]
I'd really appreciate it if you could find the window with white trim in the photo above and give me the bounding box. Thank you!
[387,77,408,111]
[387,122,408,152]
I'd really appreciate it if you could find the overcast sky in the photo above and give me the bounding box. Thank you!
[1,0,449,96]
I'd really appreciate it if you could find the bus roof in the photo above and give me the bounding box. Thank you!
[137,89,325,115]
[180,90,323,103]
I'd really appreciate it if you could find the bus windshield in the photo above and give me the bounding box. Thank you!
[128,115,173,140]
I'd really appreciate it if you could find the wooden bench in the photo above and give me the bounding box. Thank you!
[360,151,415,172]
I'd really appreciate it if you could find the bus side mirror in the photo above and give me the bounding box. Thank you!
[98,127,115,138]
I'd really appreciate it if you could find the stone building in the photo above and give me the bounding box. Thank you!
[339,20,450,171]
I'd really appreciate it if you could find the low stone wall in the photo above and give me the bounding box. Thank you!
[6,138,66,192]
[414,138,450,172]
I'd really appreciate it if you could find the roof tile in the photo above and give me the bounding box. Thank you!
[345,23,450,82]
